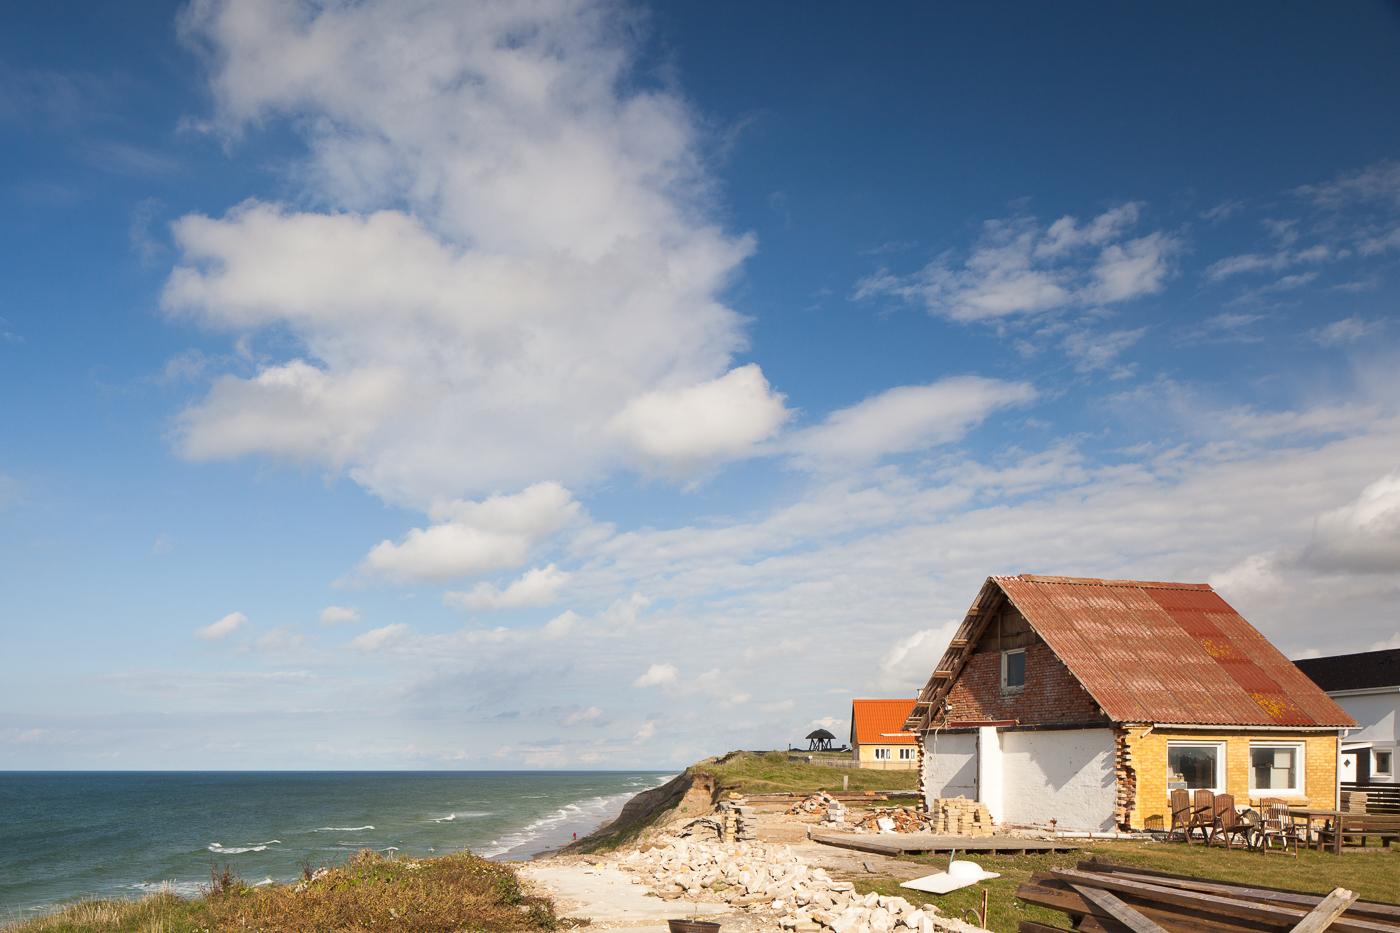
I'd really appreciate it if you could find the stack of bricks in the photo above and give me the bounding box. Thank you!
[716,798,758,841]
[1112,727,1136,830]
[927,796,992,835]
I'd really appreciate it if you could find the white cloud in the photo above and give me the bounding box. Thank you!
[195,611,247,641]
[361,483,578,582]
[1061,327,1146,374]
[607,364,790,472]
[633,663,678,688]
[319,605,360,625]
[444,564,571,610]
[854,206,1178,323]
[1312,317,1385,347]
[541,610,579,641]
[1302,471,1400,574]
[351,622,410,652]
[785,376,1035,468]
[633,721,658,742]
[166,0,765,508]
[562,706,603,727]
[875,625,959,694]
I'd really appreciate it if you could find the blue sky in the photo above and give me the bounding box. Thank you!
[3,0,1399,770]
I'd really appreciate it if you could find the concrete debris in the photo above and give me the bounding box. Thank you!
[847,798,992,836]
[617,832,975,933]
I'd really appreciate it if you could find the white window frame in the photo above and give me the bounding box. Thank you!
[873,747,891,760]
[1166,742,1226,795]
[898,747,916,761]
[1248,742,1305,797]
[1001,647,1026,692]
[1374,748,1393,777]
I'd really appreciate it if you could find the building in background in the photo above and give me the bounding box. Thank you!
[1295,649,1398,792]
[850,698,919,770]
[904,575,1355,832]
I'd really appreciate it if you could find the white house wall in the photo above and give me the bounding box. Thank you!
[999,728,1118,832]
[1333,692,1398,743]
[922,731,977,800]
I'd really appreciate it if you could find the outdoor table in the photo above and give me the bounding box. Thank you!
[1287,808,1343,854]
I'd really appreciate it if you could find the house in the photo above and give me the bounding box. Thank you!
[1295,649,1398,785]
[851,698,919,770]
[901,574,1356,832]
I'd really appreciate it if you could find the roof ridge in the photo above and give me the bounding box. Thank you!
[1005,574,1212,590]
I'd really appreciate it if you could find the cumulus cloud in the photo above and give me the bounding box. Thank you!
[361,483,578,582]
[1302,471,1400,574]
[607,364,790,472]
[633,663,678,688]
[166,0,769,508]
[854,205,1178,322]
[444,564,571,610]
[319,605,360,625]
[785,376,1035,468]
[195,611,247,641]
[351,622,410,652]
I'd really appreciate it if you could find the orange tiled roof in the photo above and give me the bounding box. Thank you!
[851,698,919,746]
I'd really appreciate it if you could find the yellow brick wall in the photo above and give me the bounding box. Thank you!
[857,743,918,765]
[1122,727,1339,829]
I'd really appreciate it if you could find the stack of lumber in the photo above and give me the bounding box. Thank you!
[1017,860,1400,933]
[926,796,993,836]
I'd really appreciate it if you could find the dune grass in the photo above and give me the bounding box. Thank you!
[3,849,557,933]
[699,751,920,796]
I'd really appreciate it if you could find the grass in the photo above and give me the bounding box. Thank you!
[698,751,920,796]
[3,849,557,933]
[851,838,1400,933]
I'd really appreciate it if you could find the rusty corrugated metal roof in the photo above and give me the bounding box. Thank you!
[903,575,1355,731]
[851,698,919,746]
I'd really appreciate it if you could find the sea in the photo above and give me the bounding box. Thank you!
[0,770,671,917]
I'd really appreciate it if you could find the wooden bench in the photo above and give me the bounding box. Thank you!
[1315,814,1400,851]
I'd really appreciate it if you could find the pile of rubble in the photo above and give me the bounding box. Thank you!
[618,837,963,933]
[786,791,843,815]
[851,806,931,834]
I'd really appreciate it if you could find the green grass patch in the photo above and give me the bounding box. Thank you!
[852,838,1400,933]
[3,849,557,933]
[699,751,919,795]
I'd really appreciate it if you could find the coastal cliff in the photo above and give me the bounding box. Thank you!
[566,768,719,851]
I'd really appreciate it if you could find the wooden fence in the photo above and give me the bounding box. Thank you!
[1342,781,1400,814]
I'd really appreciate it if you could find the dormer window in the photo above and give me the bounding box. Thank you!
[1002,647,1026,691]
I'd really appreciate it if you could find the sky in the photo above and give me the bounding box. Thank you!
[2,0,1400,770]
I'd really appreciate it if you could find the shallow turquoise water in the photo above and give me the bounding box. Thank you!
[0,770,669,915]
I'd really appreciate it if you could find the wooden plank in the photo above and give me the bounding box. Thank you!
[1292,890,1360,933]
[1047,870,1398,933]
[1070,884,1174,933]
[1077,863,1400,925]
[1017,876,1277,933]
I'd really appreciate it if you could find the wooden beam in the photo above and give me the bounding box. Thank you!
[1045,869,1394,933]
[1292,889,1360,933]
[1068,885,1172,933]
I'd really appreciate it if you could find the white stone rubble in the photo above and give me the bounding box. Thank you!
[616,836,968,933]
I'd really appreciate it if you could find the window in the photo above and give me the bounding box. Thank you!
[1249,744,1304,795]
[874,747,891,760]
[899,747,916,761]
[1167,743,1224,793]
[1001,648,1026,690]
[1375,750,1393,777]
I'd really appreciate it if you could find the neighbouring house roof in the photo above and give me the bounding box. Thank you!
[852,698,919,746]
[903,575,1356,732]
[1295,650,1400,693]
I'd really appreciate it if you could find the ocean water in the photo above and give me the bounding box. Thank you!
[0,771,669,916]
